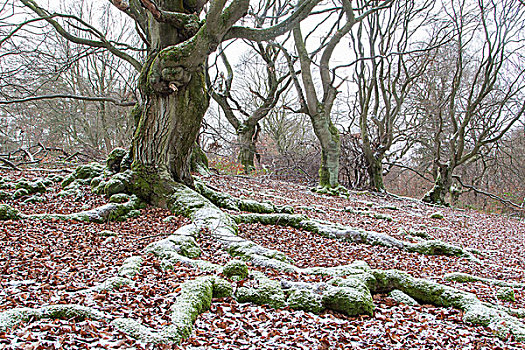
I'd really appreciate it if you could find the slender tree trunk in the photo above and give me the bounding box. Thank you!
[311,110,341,188]
[237,124,257,173]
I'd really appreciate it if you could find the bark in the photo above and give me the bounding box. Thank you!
[422,164,453,205]
[365,155,385,192]
[312,112,341,188]
[237,123,257,173]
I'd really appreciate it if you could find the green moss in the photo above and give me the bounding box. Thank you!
[222,259,249,280]
[236,273,286,308]
[118,256,143,278]
[430,211,444,219]
[13,188,29,198]
[75,162,104,180]
[211,277,233,298]
[24,195,45,203]
[15,179,46,194]
[322,285,374,316]
[109,193,131,203]
[106,148,127,173]
[497,287,516,302]
[0,204,21,220]
[408,240,465,257]
[0,190,11,200]
[287,289,324,314]
[98,230,118,237]
[389,289,419,306]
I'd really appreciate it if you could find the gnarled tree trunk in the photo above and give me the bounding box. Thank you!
[310,111,341,188]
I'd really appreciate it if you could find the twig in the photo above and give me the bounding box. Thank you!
[453,175,524,211]
[0,157,21,170]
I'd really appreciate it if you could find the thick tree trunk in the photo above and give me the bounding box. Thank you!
[366,155,385,192]
[237,124,257,173]
[311,111,341,188]
[132,68,208,188]
[130,12,209,193]
[422,165,453,205]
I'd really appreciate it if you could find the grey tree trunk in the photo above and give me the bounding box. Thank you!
[422,165,453,206]
[310,111,341,188]
[237,124,258,173]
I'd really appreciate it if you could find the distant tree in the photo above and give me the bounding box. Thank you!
[409,0,525,205]
[286,0,394,190]
[348,0,440,192]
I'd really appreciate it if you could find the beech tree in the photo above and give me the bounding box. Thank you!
[208,47,290,173]
[20,0,322,200]
[348,0,439,192]
[285,0,393,190]
[410,0,525,205]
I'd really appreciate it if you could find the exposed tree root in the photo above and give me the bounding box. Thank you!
[444,272,525,289]
[233,212,478,261]
[0,304,109,332]
[1,164,524,343]
[0,196,143,223]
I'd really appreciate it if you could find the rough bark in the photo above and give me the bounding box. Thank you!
[422,164,452,206]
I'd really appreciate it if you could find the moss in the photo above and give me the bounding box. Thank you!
[24,195,45,203]
[373,213,393,222]
[322,285,374,316]
[408,240,465,257]
[0,305,106,332]
[223,259,249,280]
[211,277,233,298]
[109,193,131,203]
[106,148,127,173]
[111,318,169,344]
[444,272,525,288]
[287,289,324,314]
[497,287,516,302]
[430,211,444,219]
[13,188,29,198]
[118,256,143,278]
[0,204,21,220]
[236,273,286,309]
[0,190,11,200]
[170,277,214,338]
[90,176,104,189]
[104,171,132,197]
[61,173,76,188]
[46,174,64,183]
[75,162,104,180]
[389,289,419,306]
[15,179,46,194]
[98,230,118,237]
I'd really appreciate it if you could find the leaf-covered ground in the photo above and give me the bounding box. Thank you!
[0,168,524,349]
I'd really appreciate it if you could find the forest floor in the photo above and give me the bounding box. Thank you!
[0,166,524,349]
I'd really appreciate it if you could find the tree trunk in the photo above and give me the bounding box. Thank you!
[311,111,340,188]
[131,16,209,197]
[237,124,257,173]
[366,155,385,192]
[133,68,208,188]
[422,165,453,205]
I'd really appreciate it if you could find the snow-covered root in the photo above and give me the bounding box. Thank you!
[0,304,109,332]
[0,195,144,223]
[111,275,232,344]
[371,270,525,340]
[151,185,525,341]
[233,212,478,261]
[194,180,293,214]
[444,272,525,289]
